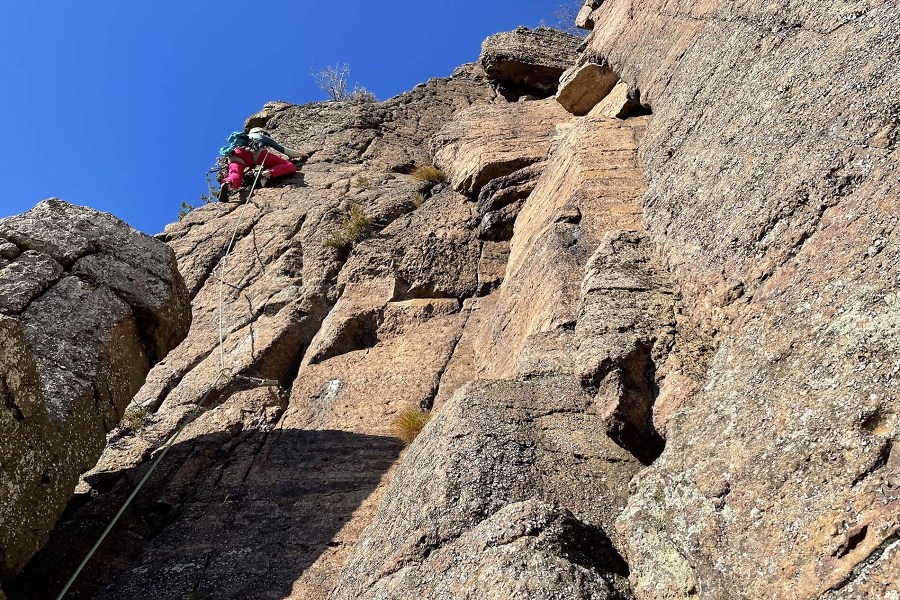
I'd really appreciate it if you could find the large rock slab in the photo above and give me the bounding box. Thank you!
[444,112,653,386]
[0,200,190,582]
[480,27,582,96]
[430,98,573,195]
[583,0,900,597]
[330,376,640,599]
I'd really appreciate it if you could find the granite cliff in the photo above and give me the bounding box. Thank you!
[1,1,898,598]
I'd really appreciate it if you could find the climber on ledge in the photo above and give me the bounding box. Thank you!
[217,127,309,202]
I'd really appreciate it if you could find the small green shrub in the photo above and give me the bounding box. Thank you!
[322,231,349,249]
[122,405,148,431]
[394,408,432,444]
[345,204,374,239]
[322,204,375,250]
[411,165,446,183]
[179,177,217,221]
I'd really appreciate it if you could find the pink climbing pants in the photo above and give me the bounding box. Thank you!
[223,147,297,188]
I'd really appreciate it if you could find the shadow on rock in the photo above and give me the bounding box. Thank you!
[5,428,401,600]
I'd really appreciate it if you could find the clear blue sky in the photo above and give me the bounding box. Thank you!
[0,1,565,234]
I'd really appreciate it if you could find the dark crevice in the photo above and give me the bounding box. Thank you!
[837,524,869,559]
[555,516,631,596]
[850,439,892,487]
[0,375,25,421]
[422,304,473,411]
[827,532,900,593]
[594,341,665,466]
[617,87,653,119]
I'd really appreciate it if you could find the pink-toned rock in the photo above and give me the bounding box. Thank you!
[556,63,620,116]
[431,99,573,195]
[480,27,582,96]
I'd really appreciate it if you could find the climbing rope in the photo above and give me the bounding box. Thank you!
[218,149,269,371]
[55,152,278,600]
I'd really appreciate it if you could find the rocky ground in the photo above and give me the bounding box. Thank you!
[2,1,899,598]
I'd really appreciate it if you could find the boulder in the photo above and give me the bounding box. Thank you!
[243,100,291,131]
[556,63,620,116]
[576,0,604,30]
[480,27,582,96]
[0,199,190,581]
[587,80,647,119]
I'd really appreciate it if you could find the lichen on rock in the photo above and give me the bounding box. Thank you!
[0,199,190,584]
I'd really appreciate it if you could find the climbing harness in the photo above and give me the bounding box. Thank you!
[55,151,280,600]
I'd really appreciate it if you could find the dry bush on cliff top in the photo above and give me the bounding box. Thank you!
[310,63,377,102]
[322,204,375,249]
[411,165,447,183]
[549,2,588,37]
[394,408,432,444]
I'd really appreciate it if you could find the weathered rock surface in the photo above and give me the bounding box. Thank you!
[331,377,639,600]
[328,98,669,600]
[4,65,501,600]
[0,200,190,583]
[588,80,648,121]
[431,98,573,195]
[7,5,900,598]
[243,100,291,130]
[556,62,620,116]
[480,26,582,97]
[582,0,900,597]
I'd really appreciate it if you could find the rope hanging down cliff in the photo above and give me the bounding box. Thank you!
[55,153,281,600]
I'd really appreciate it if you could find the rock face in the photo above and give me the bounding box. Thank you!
[0,200,190,582]
[7,5,900,599]
[431,98,573,195]
[243,100,291,130]
[330,377,640,600]
[480,26,582,98]
[3,65,502,600]
[579,0,900,597]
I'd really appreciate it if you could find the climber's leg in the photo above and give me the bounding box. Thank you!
[260,152,297,179]
[223,160,245,189]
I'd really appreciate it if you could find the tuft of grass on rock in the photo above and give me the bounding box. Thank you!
[122,405,148,431]
[411,165,447,183]
[353,175,372,189]
[394,408,432,445]
[322,231,349,249]
[413,192,425,208]
[322,204,375,250]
